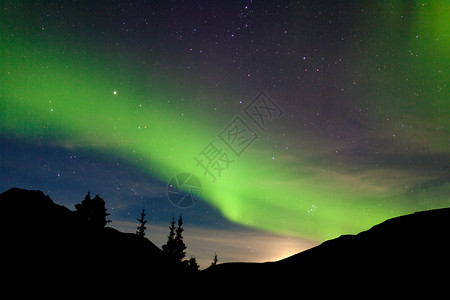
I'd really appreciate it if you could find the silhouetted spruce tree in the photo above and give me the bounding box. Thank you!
[75,192,111,228]
[174,215,187,262]
[185,257,200,272]
[162,216,177,260]
[162,215,186,263]
[210,252,218,267]
[136,207,147,237]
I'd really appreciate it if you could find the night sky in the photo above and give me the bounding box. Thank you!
[1,0,449,268]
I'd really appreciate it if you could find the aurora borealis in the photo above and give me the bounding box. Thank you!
[1,0,449,267]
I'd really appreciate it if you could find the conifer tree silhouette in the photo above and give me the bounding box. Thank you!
[162,216,177,259]
[174,215,187,262]
[75,192,111,228]
[185,257,200,272]
[211,252,218,267]
[136,207,147,237]
[162,215,186,263]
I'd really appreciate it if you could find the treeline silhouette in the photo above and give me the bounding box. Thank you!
[1,187,447,296]
[0,188,210,293]
[73,191,212,271]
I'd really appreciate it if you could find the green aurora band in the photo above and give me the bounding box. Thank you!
[1,1,449,241]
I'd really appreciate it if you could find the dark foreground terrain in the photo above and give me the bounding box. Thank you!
[1,188,448,295]
[204,205,450,289]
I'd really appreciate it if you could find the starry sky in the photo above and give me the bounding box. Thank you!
[1,0,449,268]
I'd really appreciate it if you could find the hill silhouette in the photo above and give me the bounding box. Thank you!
[0,188,180,290]
[204,206,449,292]
[1,187,448,295]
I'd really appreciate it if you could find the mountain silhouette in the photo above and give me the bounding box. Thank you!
[204,206,449,293]
[1,187,447,295]
[0,188,179,290]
